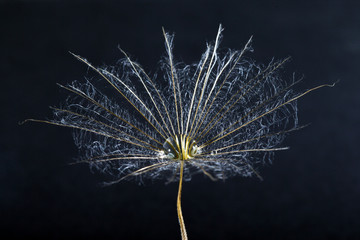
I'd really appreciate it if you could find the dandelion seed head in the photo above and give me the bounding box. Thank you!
[51,25,304,184]
[21,25,335,240]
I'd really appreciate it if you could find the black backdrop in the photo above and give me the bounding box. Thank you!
[2,0,360,239]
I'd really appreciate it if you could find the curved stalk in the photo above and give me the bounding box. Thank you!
[177,160,188,240]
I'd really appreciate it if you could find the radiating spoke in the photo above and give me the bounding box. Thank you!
[195,57,290,142]
[189,160,218,181]
[201,83,334,149]
[23,119,161,152]
[71,52,168,141]
[57,83,163,146]
[52,107,160,150]
[188,25,223,137]
[103,161,173,186]
[162,28,182,135]
[191,37,253,139]
[199,147,289,157]
[119,49,172,139]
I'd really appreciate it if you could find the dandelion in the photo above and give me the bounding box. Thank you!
[23,25,333,239]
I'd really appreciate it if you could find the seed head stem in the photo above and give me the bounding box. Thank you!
[177,160,188,240]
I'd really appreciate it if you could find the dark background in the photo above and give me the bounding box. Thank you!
[1,0,359,239]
